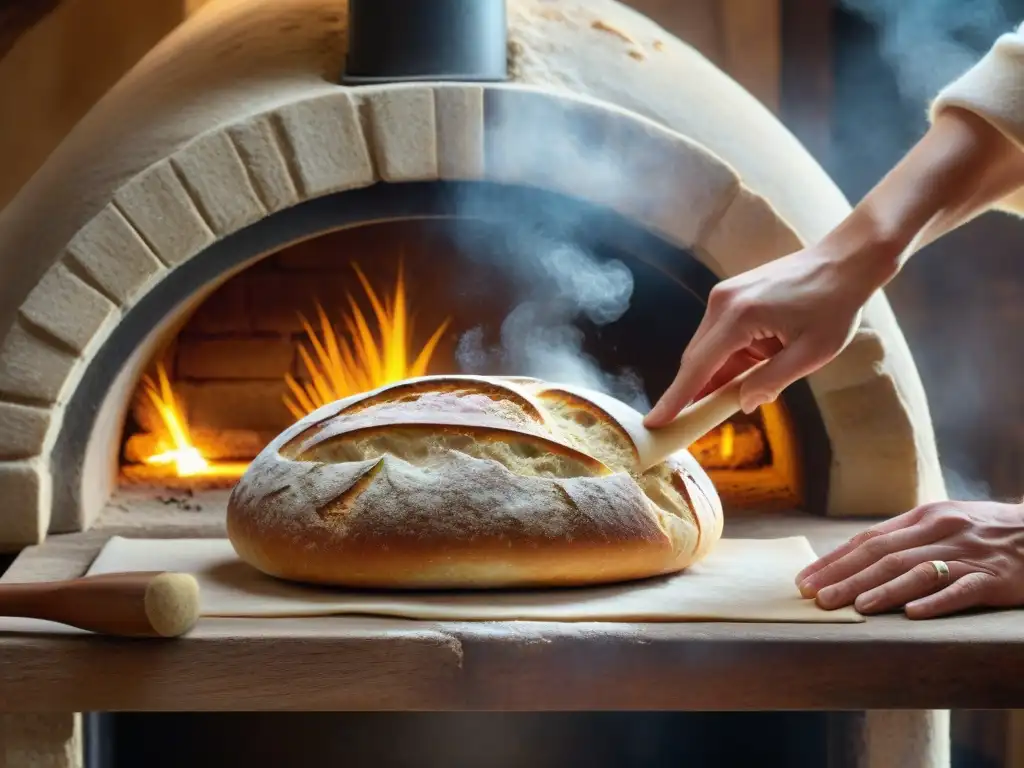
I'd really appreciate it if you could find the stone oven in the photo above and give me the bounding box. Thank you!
[0,0,945,552]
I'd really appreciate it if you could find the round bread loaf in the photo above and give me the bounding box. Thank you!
[227,375,724,589]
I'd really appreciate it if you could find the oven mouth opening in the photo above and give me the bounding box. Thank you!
[51,181,830,531]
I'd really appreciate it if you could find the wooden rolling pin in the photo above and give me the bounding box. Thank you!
[0,571,200,638]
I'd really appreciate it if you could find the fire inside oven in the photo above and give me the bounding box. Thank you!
[116,215,803,513]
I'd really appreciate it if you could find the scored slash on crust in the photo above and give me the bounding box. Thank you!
[294,421,614,478]
[316,457,385,523]
[535,387,640,469]
[670,469,702,553]
[279,377,552,457]
[227,374,723,590]
[337,378,548,422]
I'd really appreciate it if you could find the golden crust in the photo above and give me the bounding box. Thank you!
[535,387,641,469]
[227,374,723,589]
[293,422,611,475]
[337,377,548,422]
[280,377,553,458]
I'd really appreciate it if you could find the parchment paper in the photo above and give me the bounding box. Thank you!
[87,536,863,623]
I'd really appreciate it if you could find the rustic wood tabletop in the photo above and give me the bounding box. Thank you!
[2,493,1023,713]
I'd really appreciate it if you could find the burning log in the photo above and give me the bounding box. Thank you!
[124,428,276,464]
[120,462,243,490]
[689,422,766,470]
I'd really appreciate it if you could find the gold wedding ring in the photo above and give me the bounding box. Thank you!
[928,560,951,587]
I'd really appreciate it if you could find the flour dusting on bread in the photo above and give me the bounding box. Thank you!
[227,374,723,589]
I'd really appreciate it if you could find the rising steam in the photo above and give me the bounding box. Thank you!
[838,0,1009,104]
[836,0,1014,500]
[448,91,661,411]
[453,239,650,410]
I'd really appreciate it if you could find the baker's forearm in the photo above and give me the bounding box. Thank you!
[913,119,1024,250]
[819,107,1024,292]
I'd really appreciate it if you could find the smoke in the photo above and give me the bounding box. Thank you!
[942,463,994,502]
[452,230,650,411]
[831,0,1011,201]
[447,92,664,411]
[915,306,996,501]
[833,0,1017,501]
[838,0,1010,105]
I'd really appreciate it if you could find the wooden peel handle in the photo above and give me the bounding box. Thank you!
[0,571,199,638]
[640,364,763,471]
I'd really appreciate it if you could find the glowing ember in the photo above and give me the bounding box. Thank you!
[719,422,735,461]
[284,260,451,419]
[140,363,210,477]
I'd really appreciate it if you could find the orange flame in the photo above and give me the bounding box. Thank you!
[283,260,451,419]
[133,260,451,478]
[139,362,210,477]
[719,422,735,461]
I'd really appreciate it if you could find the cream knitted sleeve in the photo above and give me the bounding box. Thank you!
[930,21,1024,214]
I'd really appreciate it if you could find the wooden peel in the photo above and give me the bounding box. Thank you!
[0,571,200,638]
[636,365,763,472]
[548,364,763,474]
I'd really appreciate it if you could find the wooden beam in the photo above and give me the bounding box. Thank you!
[780,0,834,164]
[717,0,782,113]
[0,0,62,61]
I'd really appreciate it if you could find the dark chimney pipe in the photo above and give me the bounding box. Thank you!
[342,0,508,84]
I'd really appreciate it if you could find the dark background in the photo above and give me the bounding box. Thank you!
[821,0,1024,503]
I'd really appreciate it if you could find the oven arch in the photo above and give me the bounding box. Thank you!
[0,83,942,545]
[0,0,945,546]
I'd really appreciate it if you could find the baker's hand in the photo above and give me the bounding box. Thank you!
[796,500,1024,619]
[643,245,882,427]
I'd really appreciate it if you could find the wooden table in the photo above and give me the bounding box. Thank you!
[2,492,1021,767]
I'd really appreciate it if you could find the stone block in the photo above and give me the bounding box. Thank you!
[242,272,343,333]
[698,185,803,278]
[0,401,51,460]
[180,277,250,335]
[65,204,166,305]
[19,262,117,353]
[178,380,294,432]
[0,323,78,404]
[175,337,295,380]
[818,374,920,517]
[228,113,302,213]
[172,130,267,236]
[272,245,340,271]
[808,330,888,396]
[273,92,375,198]
[435,85,485,180]
[361,86,438,182]
[114,160,216,266]
[0,461,50,549]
